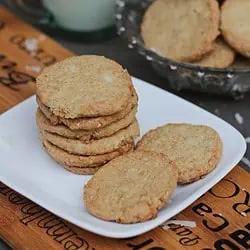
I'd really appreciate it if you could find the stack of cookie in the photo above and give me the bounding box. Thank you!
[141,0,250,69]
[36,55,140,174]
[141,0,224,66]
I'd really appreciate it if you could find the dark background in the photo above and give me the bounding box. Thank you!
[0,2,249,249]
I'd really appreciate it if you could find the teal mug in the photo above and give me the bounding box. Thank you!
[4,0,117,41]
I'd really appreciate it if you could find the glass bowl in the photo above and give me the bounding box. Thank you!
[115,0,250,99]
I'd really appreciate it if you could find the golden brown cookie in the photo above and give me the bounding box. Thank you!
[36,106,137,142]
[136,123,222,184]
[192,38,235,68]
[84,151,177,223]
[40,119,140,155]
[36,92,138,130]
[42,139,134,168]
[221,0,250,58]
[37,96,60,125]
[36,55,133,118]
[141,0,220,62]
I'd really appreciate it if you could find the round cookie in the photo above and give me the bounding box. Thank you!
[192,39,235,68]
[36,106,137,142]
[40,119,140,156]
[141,0,220,62]
[221,0,250,58]
[136,123,222,184]
[36,91,138,130]
[42,139,134,167]
[36,55,133,118]
[84,151,177,223]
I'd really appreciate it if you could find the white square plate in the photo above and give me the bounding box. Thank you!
[0,78,246,238]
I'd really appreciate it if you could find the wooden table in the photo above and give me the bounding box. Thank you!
[0,7,249,250]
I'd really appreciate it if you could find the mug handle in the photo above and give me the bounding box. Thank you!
[4,0,53,25]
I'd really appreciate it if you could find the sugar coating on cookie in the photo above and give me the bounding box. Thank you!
[40,120,140,156]
[36,55,133,118]
[141,0,220,62]
[221,0,250,58]
[193,38,235,68]
[84,151,177,223]
[136,123,222,184]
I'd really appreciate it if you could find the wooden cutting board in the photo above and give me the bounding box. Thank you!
[0,6,249,250]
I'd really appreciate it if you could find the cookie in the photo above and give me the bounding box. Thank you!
[193,38,235,68]
[221,0,250,58]
[36,55,133,119]
[84,151,177,223]
[40,119,140,155]
[136,123,222,184]
[63,165,100,175]
[42,139,134,167]
[37,92,138,130]
[36,106,137,142]
[37,96,60,125]
[141,0,220,62]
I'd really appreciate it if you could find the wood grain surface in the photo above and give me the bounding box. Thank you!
[0,7,249,250]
